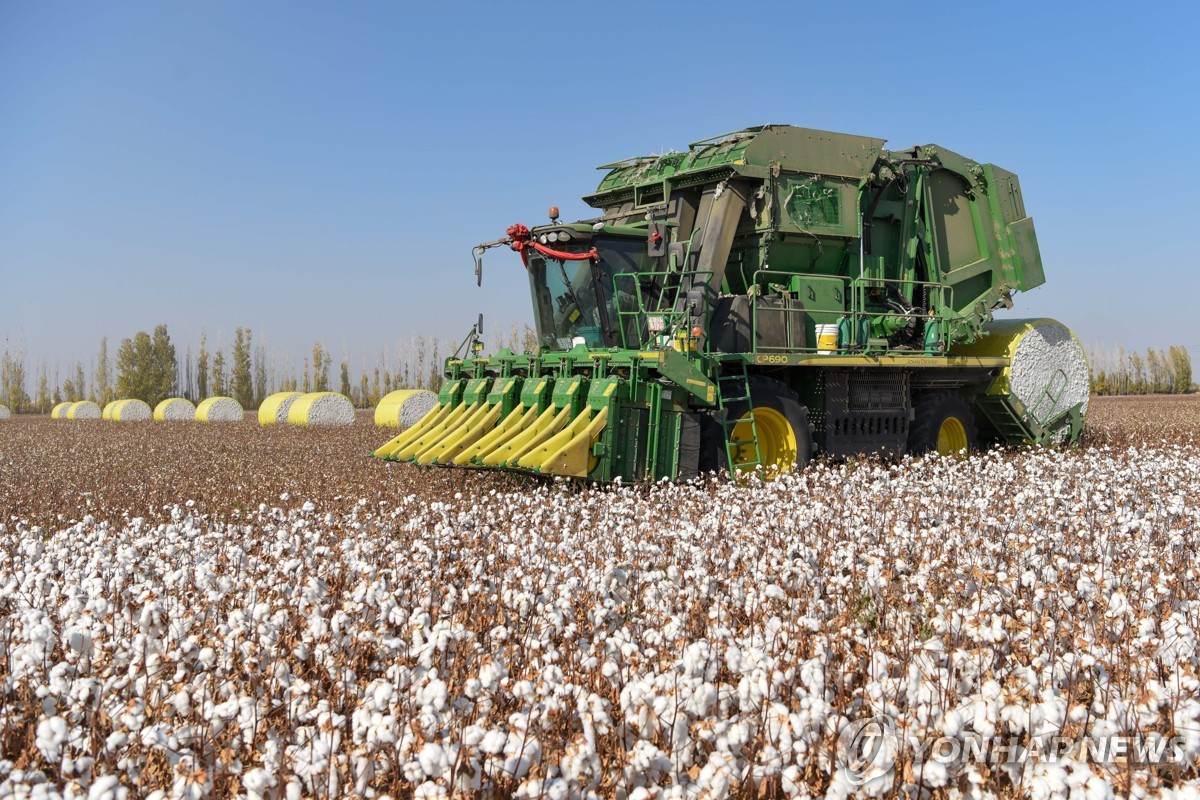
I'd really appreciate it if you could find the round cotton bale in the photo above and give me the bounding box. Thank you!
[0,404,10,420]
[154,397,196,422]
[196,396,244,422]
[954,317,1091,426]
[287,392,355,426]
[102,401,120,420]
[374,389,438,429]
[112,398,152,421]
[66,401,101,420]
[258,391,303,426]
[51,402,72,419]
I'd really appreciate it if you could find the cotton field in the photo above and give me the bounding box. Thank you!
[2,398,1200,799]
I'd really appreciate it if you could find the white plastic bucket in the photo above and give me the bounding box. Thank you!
[815,323,840,354]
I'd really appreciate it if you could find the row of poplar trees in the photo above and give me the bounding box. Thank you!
[1090,345,1193,395]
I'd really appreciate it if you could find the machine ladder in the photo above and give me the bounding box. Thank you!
[717,364,763,475]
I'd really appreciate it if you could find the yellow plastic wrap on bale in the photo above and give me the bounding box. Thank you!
[102,401,120,420]
[285,392,354,426]
[154,398,196,421]
[196,396,244,422]
[66,401,101,420]
[51,402,72,419]
[113,399,151,421]
[374,389,438,428]
[259,392,302,426]
[949,318,1090,402]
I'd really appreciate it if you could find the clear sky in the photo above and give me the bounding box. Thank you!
[2,1,1198,380]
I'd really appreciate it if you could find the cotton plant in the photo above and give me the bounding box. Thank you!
[2,441,1200,797]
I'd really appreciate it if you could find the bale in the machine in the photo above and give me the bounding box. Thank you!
[154,398,196,421]
[287,392,355,426]
[51,402,73,419]
[258,391,303,426]
[0,404,10,420]
[196,396,244,422]
[374,389,438,429]
[111,399,152,421]
[66,401,101,420]
[955,318,1090,434]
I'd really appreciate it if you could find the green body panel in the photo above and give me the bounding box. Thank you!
[388,125,1081,483]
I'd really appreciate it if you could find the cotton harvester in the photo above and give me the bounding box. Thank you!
[373,125,1089,482]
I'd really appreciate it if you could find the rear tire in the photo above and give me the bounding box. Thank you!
[908,393,977,456]
[721,376,814,476]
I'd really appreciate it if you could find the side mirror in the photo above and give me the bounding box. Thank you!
[473,247,484,287]
[477,313,484,336]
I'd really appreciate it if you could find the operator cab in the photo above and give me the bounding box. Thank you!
[526,230,656,350]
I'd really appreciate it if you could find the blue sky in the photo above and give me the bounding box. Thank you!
[2,1,1198,379]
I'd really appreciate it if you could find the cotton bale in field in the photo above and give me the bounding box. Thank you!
[196,396,244,422]
[51,402,72,419]
[111,399,152,421]
[66,401,101,420]
[102,401,119,420]
[374,389,438,429]
[287,392,355,426]
[153,398,196,422]
[258,391,303,426]
[0,404,9,420]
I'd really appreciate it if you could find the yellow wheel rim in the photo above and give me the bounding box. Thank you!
[731,407,798,477]
[937,416,968,455]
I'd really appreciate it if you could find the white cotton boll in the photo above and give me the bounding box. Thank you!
[687,682,718,717]
[919,758,950,788]
[88,775,128,800]
[35,715,68,764]
[940,709,963,738]
[242,768,277,800]
[697,751,736,799]
[725,645,752,675]
[1029,761,1069,800]
[418,743,450,779]
[1106,592,1130,618]
[417,677,448,712]
[414,781,448,800]
[480,730,508,755]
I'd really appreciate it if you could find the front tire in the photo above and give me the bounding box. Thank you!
[722,376,814,476]
[908,392,977,456]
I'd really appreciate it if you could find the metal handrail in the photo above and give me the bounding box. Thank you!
[748,269,959,355]
[612,271,713,352]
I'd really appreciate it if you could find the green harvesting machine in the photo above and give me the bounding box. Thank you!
[373,124,1089,481]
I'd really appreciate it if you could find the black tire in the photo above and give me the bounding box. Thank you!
[719,376,814,474]
[908,392,978,456]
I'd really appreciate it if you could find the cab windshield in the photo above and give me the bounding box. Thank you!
[527,235,653,350]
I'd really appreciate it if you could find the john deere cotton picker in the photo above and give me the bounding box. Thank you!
[373,125,1089,482]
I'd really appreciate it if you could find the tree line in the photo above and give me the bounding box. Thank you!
[1090,345,1193,396]
[0,322,539,414]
